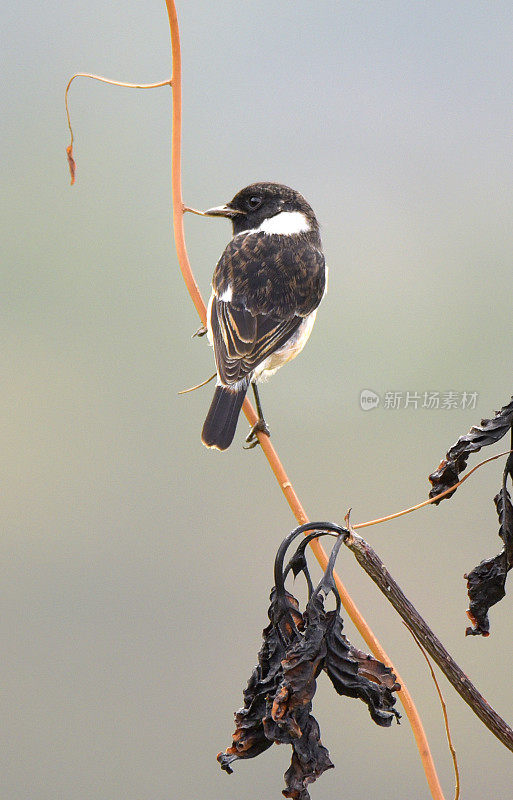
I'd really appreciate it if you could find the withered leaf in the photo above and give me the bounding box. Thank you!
[465,485,513,636]
[219,525,399,799]
[66,144,76,185]
[496,481,513,564]
[465,553,507,637]
[282,715,334,800]
[218,589,302,772]
[348,644,400,691]
[428,396,513,502]
[269,595,328,741]
[324,612,400,726]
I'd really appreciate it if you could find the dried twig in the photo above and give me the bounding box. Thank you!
[354,450,512,530]
[405,625,460,800]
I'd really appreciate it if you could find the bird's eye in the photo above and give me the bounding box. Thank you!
[246,196,262,210]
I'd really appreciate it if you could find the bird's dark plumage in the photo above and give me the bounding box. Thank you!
[201,384,249,450]
[201,182,326,450]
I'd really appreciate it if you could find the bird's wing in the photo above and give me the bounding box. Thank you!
[209,232,325,387]
[210,296,303,385]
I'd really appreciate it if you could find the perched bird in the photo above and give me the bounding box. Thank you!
[201,182,326,451]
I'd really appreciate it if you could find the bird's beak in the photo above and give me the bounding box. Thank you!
[203,204,245,219]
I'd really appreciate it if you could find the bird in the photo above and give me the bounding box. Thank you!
[201,182,326,451]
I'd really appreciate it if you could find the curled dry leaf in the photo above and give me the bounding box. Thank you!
[217,590,301,774]
[348,643,400,691]
[428,396,513,633]
[324,613,400,726]
[465,484,513,636]
[428,397,513,502]
[282,715,333,800]
[218,526,400,799]
[269,599,327,741]
[66,144,76,185]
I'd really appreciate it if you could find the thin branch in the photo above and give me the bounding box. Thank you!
[162,2,445,798]
[405,625,460,800]
[344,525,513,753]
[354,450,512,530]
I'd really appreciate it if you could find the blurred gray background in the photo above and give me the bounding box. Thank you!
[2,1,513,797]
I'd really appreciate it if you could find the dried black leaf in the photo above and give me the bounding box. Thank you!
[219,523,399,799]
[496,482,513,565]
[428,396,513,502]
[218,589,302,772]
[465,553,508,637]
[348,644,400,692]
[268,594,328,742]
[282,715,334,800]
[324,612,400,726]
[217,630,279,771]
[465,484,513,636]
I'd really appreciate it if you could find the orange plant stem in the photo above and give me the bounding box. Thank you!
[163,3,445,798]
[167,2,206,323]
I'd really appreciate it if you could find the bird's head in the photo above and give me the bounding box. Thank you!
[204,182,318,236]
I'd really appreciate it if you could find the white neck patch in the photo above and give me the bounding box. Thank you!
[258,211,311,236]
[235,211,312,239]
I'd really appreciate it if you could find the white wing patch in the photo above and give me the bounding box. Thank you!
[218,285,233,302]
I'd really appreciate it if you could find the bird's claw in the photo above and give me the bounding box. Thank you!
[243,419,271,449]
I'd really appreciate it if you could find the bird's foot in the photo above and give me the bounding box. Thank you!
[192,325,208,338]
[243,419,271,449]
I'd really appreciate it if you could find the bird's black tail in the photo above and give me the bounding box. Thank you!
[201,383,249,450]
